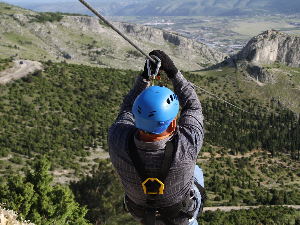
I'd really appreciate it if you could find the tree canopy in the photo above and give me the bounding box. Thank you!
[0,156,91,225]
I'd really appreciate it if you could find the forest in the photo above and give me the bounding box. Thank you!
[0,60,299,224]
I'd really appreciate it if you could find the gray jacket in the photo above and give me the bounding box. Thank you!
[108,71,204,224]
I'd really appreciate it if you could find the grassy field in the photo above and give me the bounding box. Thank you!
[231,21,300,37]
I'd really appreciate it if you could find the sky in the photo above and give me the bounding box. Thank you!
[4,0,82,2]
[3,0,122,2]
[1,0,137,15]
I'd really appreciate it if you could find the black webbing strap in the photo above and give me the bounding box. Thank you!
[128,134,176,225]
[194,182,208,215]
[128,134,148,181]
[158,138,175,181]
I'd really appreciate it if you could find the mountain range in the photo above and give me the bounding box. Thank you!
[0,2,226,71]
[7,0,300,17]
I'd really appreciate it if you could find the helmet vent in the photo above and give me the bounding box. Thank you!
[138,106,142,114]
[166,98,170,104]
[149,111,156,117]
[170,95,173,101]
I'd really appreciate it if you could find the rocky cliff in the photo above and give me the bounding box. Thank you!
[236,30,300,67]
[224,30,300,83]
[0,3,227,71]
[112,22,227,68]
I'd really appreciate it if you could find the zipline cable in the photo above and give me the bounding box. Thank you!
[193,84,256,116]
[78,0,156,64]
[78,0,255,116]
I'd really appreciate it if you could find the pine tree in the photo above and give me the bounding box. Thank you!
[284,190,288,204]
[70,159,124,224]
[92,121,97,139]
[0,156,90,225]
[227,178,231,189]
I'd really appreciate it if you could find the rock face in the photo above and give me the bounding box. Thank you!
[112,22,227,70]
[236,30,300,67]
[224,30,300,83]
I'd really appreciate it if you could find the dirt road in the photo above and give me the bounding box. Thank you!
[0,60,43,84]
[203,205,300,212]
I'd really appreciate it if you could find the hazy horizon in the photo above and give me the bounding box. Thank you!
[2,0,136,3]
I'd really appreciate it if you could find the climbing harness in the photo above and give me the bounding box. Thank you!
[124,134,207,225]
[127,134,175,225]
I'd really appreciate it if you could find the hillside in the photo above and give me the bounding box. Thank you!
[0,61,299,224]
[0,2,300,225]
[0,2,226,71]
[13,0,300,17]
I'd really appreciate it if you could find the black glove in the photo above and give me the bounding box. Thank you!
[149,50,178,78]
[141,55,157,80]
[141,59,151,80]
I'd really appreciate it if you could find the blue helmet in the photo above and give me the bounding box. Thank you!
[132,86,179,134]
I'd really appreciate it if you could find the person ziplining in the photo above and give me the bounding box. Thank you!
[108,50,207,225]
[78,1,255,223]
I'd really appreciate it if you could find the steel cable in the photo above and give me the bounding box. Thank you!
[192,84,256,116]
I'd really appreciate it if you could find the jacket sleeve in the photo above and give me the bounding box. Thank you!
[171,71,204,155]
[115,75,150,125]
[108,75,150,155]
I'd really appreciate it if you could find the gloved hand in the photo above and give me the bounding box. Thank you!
[149,50,178,79]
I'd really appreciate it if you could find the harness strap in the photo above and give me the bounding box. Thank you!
[194,182,208,215]
[128,134,148,181]
[128,134,176,225]
[158,138,174,181]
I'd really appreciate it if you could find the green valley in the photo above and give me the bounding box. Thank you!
[0,60,299,224]
[0,1,299,225]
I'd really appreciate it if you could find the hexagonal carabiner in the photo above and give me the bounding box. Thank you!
[142,178,164,195]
